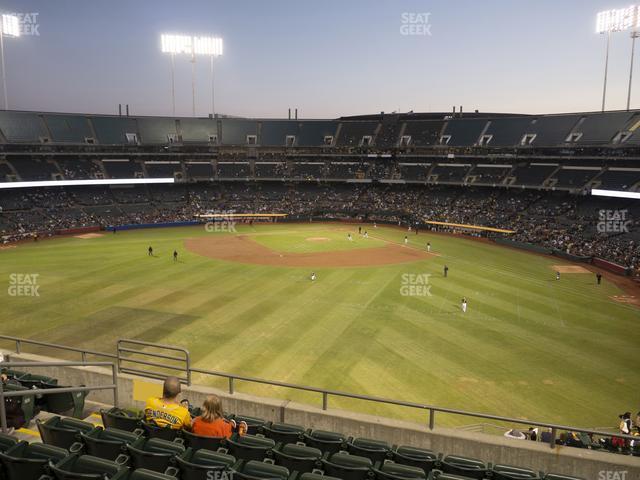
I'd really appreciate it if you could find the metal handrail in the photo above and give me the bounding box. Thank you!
[0,360,118,434]
[1,335,637,449]
[116,339,191,385]
[0,335,117,361]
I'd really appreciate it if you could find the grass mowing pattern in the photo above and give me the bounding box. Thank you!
[0,223,637,429]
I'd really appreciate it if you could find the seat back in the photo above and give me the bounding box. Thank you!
[226,434,275,462]
[80,427,139,460]
[238,459,289,480]
[0,432,18,453]
[0,441,67,480]
[49,454,126,480]
[230,415,266,435]
[182,429,225,452]
[492,464,540,480]
[374,462,427,480]
[262,422,305,444]
[100,408,142,432]
[3,383,36,424]
[175,448,236,480]
[141,420,180,441]
[272,443,322,473]
[347,437,390,463]
[392,446,437,473]
[37,417,95,450]
[441,455,487,480]
[322,452,373,480]
[303,430,345,455]
[46,387,88,418]
[128,468,179,480]
[126,437,185,473]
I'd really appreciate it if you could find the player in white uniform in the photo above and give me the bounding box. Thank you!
[311,272,316,282]
[461,297,467,313]
[348,233,352,241]
[427,242,431,252]
[404,236,408,245]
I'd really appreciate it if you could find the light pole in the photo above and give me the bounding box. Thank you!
[161,34,223,117]
[0,14,20,111]
[628,30,640,110]
[602,30,611,112]
[170,53,175,115]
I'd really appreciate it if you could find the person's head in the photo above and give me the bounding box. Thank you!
[201,395,224,422]
[162,376,182,401]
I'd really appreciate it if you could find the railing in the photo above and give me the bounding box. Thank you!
[0,360,118,434]
[117,339,191,386]
[1,335,637,450]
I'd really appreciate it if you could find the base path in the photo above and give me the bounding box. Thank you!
[185,235,433,267]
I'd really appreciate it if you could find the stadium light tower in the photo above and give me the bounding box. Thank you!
[596,6,637,111]
[0,14,20,110]
[160,34,223,117]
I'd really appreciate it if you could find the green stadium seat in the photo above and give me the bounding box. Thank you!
[262,422,305,444]
[181,429,225,452]
[80,427,140,460]
[141,420,180,442]
[373,462,427,480]
[347,437,390,463]
[299,474,343,480]
[230,415,266,435]
[302,430,346,455]
[440,456,487,479]
[37,416,95,450]
[232,459,289,480]
[0,441,68,480]
[426,471,477,480]
[3,382,36,424]
[0,432,19,452]
[125,437,185,473]
[272,443,322,473]
[15,372,58,389]
[392,446,438,474]
[174,448,236,480]
[543,475,586,480]
[321,452,373,480]
[45,386,88,419]
[127,469,178,480]
[225,434,275,462]
[100,408,143,432]
[492,464,540,480]
[48,454,129,480]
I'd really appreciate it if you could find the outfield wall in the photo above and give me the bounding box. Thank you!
[3,349,638,479]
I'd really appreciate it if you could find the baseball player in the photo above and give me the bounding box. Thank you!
[461,297,467,313]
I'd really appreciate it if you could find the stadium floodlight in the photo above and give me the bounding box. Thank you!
[0,178,175,190]
[160,34,223,117]
[0,14,20,111]
[591,188,640,199]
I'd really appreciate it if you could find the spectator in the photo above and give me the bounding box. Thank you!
[191,395,247,438]
[144,376,191,430]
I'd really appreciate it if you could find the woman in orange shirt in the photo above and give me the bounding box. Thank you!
[191,395,247,438]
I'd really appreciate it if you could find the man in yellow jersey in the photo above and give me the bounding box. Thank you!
[144,376,191,430]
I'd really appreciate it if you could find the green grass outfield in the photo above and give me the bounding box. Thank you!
[1,222,638,429]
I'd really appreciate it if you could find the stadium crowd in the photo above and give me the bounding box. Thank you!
[1,184,639,272]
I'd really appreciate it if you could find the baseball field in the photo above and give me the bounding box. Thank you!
[1,222,638,429]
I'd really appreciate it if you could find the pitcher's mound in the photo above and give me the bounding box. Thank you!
[74,233,104,239]
[186,235,433,267]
